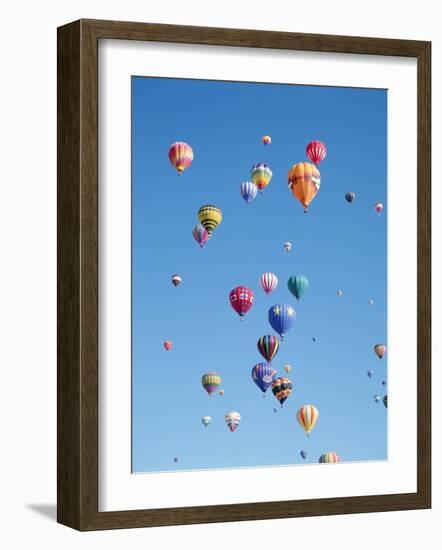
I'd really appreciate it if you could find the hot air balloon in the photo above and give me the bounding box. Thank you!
[271,377,292,407]
[300,450,308,460]
[268,304,296,340]
[219,389,225,396]
[273,408,277,414]
[312,336,316,343]
[345,192,356,203]
[201,415,212,427]
[240,181,258,204]
[306,140,327,165]
[375,202,384,215]
[163,340,172,351]
[374,395,381,403]
[368,299,374,306]
[297,404,319,436]
[262,135,271,146]
[383,395,388,408]
[168,142,193,175]
[287,274,309,302]
[257,335,280,362]
[367,370,374,379]
[284,241,292,252]
[229,286,254,320]
[374,344,386,360]
[171,274,182,287]
[225,411,241,432]
[288,162,321,213]
[319,452,340,463]
[192,224,210,248]
[173,457,179,463]
[284,364,292,374]
[251,362,276,394]
[201,372,221,396]
[198,205,223,235]
[251,162,272,192]
[260,272,278,295]
[382,380,386,386]
[337,290,343,297]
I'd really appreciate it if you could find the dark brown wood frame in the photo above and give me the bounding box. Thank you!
[57,18,431,531]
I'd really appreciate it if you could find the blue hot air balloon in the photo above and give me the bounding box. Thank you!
[251,362,276,393]
[287,274,309,302]
[240,181,258,204]
[268,304,296,340]
[367,370,374,378]
[300,450,308,460]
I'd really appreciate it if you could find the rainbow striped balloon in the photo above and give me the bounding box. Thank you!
[201,372,221,396]
[296,404,320,435]
[319,452,340,463]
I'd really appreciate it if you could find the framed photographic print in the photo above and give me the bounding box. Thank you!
[57,19,431,530]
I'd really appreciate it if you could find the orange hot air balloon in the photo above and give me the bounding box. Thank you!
[288,162,321,213]
[163,340,172,351]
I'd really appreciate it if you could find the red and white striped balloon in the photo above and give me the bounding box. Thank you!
[306,140,327,165]
[260,272,278,295]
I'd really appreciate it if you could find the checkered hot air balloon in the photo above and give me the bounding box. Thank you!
[198,205,223,235]
[271,377,292,407]
[229,286,254,320]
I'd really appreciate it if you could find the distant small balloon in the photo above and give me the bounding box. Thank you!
[306,140,327,165]
[375,202,384,214]
[345,192,356,203]
[337,290,343,297]
[201,415,212,427]
[374,344,386,360]
[374,395,381,403]
[300,450,308,460]
[171,274,182,287]
[284,242,292,252]
[225,411,241,432]
[367,370,374,378]
[273,408,277,414]
[368,299,374,306]
[219,389,225,396]
[163,340,172,351]
[173,457,179,463]
[382,380,386,386]
[319,452,340,463]
[284,364,292,374]
[262,135,272,146]
[312,336,316,343]
[383,395,388,408]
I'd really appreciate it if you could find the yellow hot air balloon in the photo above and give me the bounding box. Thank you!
[296,404,319,436]
[198,205,223,235]
[288,162,321,212]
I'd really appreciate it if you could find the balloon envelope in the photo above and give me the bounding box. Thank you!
[288,162,321,212]
[251,362,276,393]
[319,452,340,463]
[198,205,222,235]
[171,274,182,287]
[268,304,296,340]
[240,181,258,203]
[287,274,309,301]
[168,142,193,175]
[262,135,271,146]
[345,192,356,203]
[374,344,386,359]
[257,335,280,362]
[297,404,319,435]
[229,286,254,318]
[163,340,172,351]
[271,377,292,407]
[306,140,327,165]
[201,415,212,427]
[225,411,241,432]
[300,450,308,460]
[251,162,272,191]
[192,224,210,248]
[201,372,221,395]
[260,272,278,295]
[284,242,292,252]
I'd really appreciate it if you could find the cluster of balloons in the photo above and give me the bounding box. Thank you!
[192,204,223,248]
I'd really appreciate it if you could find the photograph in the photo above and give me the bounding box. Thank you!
[131,76,388,473]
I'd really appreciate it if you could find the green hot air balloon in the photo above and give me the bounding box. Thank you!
[287,274,309,302]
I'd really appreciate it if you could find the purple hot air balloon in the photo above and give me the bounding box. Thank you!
[251,362,276,394]
[192,223,210,248]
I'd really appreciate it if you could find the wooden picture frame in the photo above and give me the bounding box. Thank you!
[57,18,431,531]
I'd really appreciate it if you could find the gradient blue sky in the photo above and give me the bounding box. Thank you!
[131,76,387,473]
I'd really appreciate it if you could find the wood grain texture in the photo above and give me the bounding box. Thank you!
[57,19,431,531]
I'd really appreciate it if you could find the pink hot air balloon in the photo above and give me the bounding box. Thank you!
[306,140,327,165]
[168,141,194,175]
[375,202,384,215]
[192,224,210,248]
[260,272,278,295]
[163,340,172,351]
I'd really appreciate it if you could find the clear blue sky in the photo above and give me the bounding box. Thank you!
[131,76,387,473]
